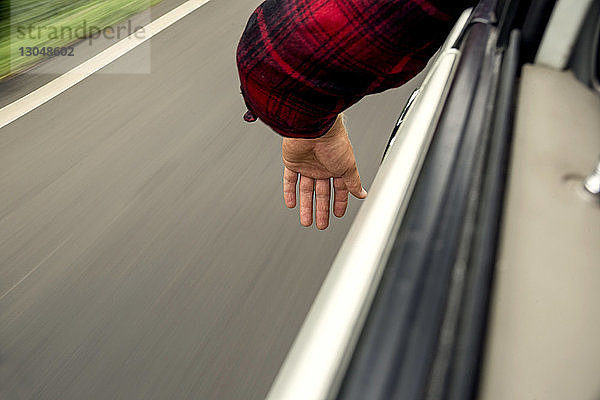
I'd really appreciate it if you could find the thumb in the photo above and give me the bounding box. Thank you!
[343,165,367,199]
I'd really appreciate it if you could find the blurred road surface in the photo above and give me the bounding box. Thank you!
[0,0,421,398]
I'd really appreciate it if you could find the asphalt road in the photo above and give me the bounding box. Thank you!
[0,0,421,398]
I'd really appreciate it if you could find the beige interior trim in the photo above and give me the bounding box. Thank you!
[535,0,595,69]
[479,65,600,400]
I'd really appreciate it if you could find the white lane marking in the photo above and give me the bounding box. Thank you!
[0,236,71,301]
[0,0,213,130]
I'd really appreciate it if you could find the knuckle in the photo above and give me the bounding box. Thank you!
[299,202,312,210]
[345,181,360,191]
[299,178,313,189]
[315,186,329,196]
[316,203,329,211]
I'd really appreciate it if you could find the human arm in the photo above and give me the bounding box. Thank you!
[237,0,474,228]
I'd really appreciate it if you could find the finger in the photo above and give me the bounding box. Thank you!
[333,178,349,218]
[315,179,331,230]
[343,165,368,199]
[283,167,298,208]
[299,175,314,227]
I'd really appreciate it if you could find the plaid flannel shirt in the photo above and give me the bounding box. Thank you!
[236,0,472,138]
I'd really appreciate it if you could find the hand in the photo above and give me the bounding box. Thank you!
[282,114,367,230]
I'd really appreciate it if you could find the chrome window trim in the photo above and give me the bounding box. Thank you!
[442,8,474,51]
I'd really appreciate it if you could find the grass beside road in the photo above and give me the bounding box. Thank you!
[0,0,162,80]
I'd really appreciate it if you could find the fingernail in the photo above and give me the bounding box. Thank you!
[360,188,368,198]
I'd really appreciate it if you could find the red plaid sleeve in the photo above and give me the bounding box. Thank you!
[236,0,471,138]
